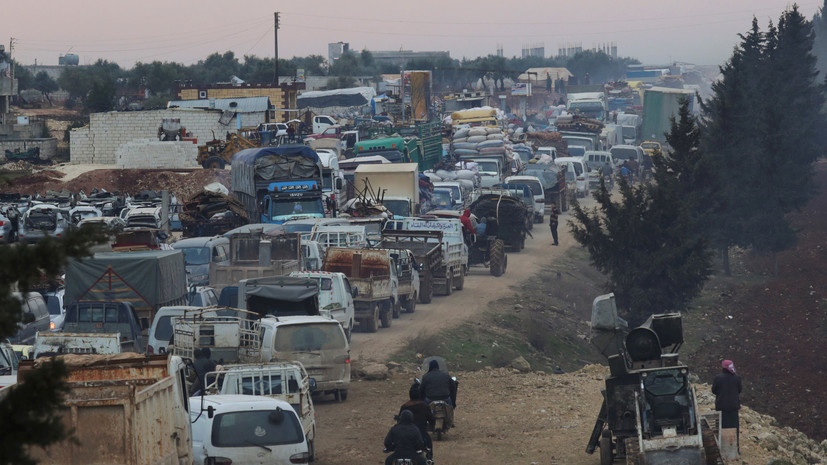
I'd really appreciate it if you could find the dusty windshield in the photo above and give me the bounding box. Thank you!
[179,247,211,265]
[275,323,346,352]
[212,410,303,447]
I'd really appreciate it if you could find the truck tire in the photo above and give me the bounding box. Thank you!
[443,273,453,296]
[364,305,379,333]
[405,293,417,313]
[308,437,316,462]
[419,277,433,304]
[380,304,392,328]
[202,156,226,169]
[454,266,465,290]
[599,431,613,465]
[392,299,401,319]
[489,239,506,277]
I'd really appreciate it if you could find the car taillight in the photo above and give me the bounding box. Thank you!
[536,199,545,203]
[0,220,4,226]
[50,322,55,330]
[206,458,233,465]
[577,176,585,181]
[290,452,310,463]
[147,345,154,354]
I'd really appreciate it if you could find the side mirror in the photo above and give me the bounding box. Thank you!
[140,317,149,330]
[22,312,36,324]
[416,263,424,272]
[308,377,317,392]
[351,286,359,298]
[335,178,343,190]
[207,405,215,419]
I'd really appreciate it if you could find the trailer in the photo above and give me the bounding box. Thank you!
[7,354,193,465]
[376,229,444,304]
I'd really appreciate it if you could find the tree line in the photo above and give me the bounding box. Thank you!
[572,5,826,324]
[10,48,637,113]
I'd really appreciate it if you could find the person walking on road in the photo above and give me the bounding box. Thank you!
[712,359,742,454]
[549,203,560,245]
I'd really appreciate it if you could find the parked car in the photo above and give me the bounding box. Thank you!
[189,395,310,465]
[18,204,70,243]
[0,207,18,243]
[171,236,231,286]
[9,292,50,345]
[69,205,103,226]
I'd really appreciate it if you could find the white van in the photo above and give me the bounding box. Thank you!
[584,151,615,188]
[505,175,546,223]
[148,306,226,355]
[189,395,310,464]
[260,316,351,401]
[555,157,590,198]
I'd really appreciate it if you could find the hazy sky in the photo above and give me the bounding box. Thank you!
[5,1,822,69]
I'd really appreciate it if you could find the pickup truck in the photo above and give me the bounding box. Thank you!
[237,275,320,318]
[204,363,319,461]
[33,332,124,358]
[383,217,468,296]
[376,230,443,304]
[321,247,399,332]
[386,248,420,316]
[290,270,357,341]
[209,230,302,294]
[5,354,193,465]
[61,301,148,353]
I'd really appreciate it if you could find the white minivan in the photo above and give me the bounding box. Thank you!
[189,395,310,465]
[555,156,591,198]
[260,316,351,401]
[505,175,545,223]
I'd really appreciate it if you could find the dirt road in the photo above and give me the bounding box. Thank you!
[349,204,584,364]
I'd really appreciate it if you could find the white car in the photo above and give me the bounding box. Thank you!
[505,175,546,223]
[18,204,70,243]
[189,395,310,465]
[555,157,590,198]
[43,288,65,331]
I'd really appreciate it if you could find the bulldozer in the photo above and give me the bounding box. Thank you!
[585,294,723,464]
[196,130,260,169]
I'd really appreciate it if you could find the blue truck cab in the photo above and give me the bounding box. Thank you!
[231,145,326,225]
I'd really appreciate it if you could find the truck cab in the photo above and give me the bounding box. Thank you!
[62,301,148,353]
[262,181,325,224]
[471,158,503,187]
[312,115,336,134]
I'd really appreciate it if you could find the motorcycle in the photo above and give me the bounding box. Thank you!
[603,174,614,191]
[418,356,458,441]
[384,444,432,465]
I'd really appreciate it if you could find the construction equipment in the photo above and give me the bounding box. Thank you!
[196,130,259,169]
[585,294,722,464]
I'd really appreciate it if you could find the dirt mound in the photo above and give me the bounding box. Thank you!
[5,167,231,201]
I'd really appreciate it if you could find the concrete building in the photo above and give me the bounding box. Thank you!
[328,42,349,64]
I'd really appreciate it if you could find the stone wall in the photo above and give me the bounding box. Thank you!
[115,139,198,169]
[0,138,58,161]
[70,108,266,165]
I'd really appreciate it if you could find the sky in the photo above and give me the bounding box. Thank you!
[5,1,823,69]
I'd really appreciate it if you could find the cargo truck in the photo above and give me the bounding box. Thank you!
[640,87,695,144]
[353,163,421,217]
[208,229,302,294]
[231,145,325,224]
[4,353,193,465]
[64,250,188,327]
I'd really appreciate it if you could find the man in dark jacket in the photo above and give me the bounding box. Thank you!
[384,409,426,465]
[712,359,742,453]
[400,384,435,460]
[192,347,218,395]
[548,203,560,245]
[420,360,453,406]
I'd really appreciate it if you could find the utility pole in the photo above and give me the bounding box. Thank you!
[274,12,280,85]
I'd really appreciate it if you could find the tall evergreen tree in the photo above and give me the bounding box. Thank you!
[570,100,712,324]
[811,0,827,78]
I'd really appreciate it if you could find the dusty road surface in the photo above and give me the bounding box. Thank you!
[348,201,586,364]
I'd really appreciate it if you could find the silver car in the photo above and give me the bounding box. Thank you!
[18,204,69,243]
[0,208,16,243]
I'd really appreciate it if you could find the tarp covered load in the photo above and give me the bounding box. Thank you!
[241,276,320,317]
[297,87,377,109]
[64,250,188,321]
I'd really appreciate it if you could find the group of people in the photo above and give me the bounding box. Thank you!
[384,359,457,465]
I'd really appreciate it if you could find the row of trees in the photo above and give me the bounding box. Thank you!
[572,6,826,323]
[10,48,637,112]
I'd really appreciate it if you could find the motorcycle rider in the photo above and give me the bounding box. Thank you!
[400,383,435,461]
[420,360,456,427]
[384,410,426,465]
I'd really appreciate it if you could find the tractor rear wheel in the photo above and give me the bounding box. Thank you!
[202,156,226,169]
[489,239,506,277]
